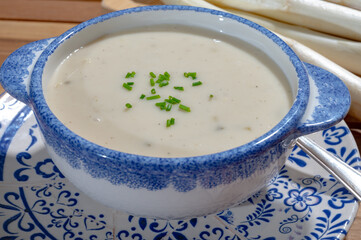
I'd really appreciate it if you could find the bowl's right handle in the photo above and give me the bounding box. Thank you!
[0,38,55,105]
[295,62,350,136]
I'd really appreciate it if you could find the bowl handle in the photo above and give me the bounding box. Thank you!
[296,62,350,136]
[0,38,55,105]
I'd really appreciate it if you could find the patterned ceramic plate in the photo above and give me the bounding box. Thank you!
[0,93,360,240]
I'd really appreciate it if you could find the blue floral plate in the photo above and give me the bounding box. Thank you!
[0,93,359,240]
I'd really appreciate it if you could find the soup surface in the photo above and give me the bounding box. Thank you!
[45,26,292,157]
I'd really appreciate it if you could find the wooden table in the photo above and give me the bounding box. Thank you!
[0,0,360,239]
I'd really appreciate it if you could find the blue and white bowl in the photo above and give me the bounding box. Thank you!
[0,5,350,219]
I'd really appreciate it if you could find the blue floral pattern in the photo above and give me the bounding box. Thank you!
[0,95,359,239]
[322,126,349,146]
[284,187,322,212]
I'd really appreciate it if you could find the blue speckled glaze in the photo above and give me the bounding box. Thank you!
[0,38,54,105]
[0,6,350,194]
[297,62,350,134]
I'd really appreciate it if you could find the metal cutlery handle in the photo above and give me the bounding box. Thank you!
[296,136,361,202]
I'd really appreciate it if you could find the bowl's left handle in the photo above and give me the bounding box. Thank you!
[0,38,55,105]
[296,62,351,136]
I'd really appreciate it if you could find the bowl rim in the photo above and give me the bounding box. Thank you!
[29,5,309,167]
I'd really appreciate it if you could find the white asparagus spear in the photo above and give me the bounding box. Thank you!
[162,0,361,119]
[161,0,223,8]
[225,8,361,75]
[163,0,361,76]
[322,0,361,10]
[206,0,361,41]
[163,0,361,75]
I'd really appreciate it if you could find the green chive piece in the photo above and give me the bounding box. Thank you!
[166,117,175,127]
[125,103,132,108]
[192,81,202,86]
[209,94,214,99]
[127,82,134,85]
[184,72,197,79]
[174,86,184,91]
[150,72,156,78]
[159,81,169,87]
[125,71,136,78]
[155,102,165,106]
[171,96,181,104]
[158,74,166,81]
[165,96,181,105]
[179,104,191,112]
[151,88,156,94]
[122,83,132,91]
[155,101,166,110]
[150,78,155,86]
[140,94,146,99]
[189,72,197,79]
[164,71,170,80]
[166,104,172,111]
[146,95,161,100]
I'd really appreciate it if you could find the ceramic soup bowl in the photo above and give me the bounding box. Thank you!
[0,6,350,219]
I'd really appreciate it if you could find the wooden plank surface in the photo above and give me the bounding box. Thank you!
[0,0,360,238]
[0,20,76,41]
[0,0,107,22]
[102,0,162,10]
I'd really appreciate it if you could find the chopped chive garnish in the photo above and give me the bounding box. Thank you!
[166,104,172,111]
[171,96,181,104]
[174,86,184,91]
[146,95,161,100]
[125,71,136,78]
[192,81,202,86]
[155,101,166,110]
[209,94,214,99]
[184,72,197,79]
[166,117,175,127]
[155,102,165,106]
[165,96,181,105]
[179,104,191,112]
[159,81,169,87]
[156,72,170,82]
[150,72,156,78]
[122,83,132,91]
[123,70,197,127]
[156,101,166,107]
[150,78,155,86]
[158,74,166,81]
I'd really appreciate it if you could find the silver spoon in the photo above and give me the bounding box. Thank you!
[296,136,361,202]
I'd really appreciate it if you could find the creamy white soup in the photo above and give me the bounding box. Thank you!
[45,25,292,157]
